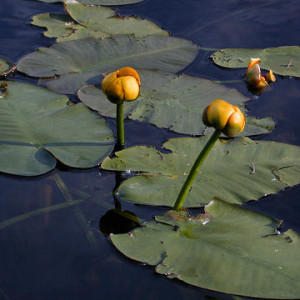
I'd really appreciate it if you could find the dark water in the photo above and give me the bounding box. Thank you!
[0,0,300,299]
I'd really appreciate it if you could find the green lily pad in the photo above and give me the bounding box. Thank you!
[32,3,167,42]
[0,57,16,77]
[101,136,300,207]
[111,199,300,299]
[31,13,82,41]
[17,35,199,94]
[37,0,143,5]
[0,81,114,176]
[212,46,300,77]
[78,69,274,136]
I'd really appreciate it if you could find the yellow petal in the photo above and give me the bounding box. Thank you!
[263,70,276,82]
[246,58,261,72]
[117,67,141,86]
[223,107,245,137]
[102,71,117,94]
[105,78,125,104]
[120,76,140,101]
[245,63,261,86]
[256,76,269,89]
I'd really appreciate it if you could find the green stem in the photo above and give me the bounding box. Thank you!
[173,129,222,210]
[116,102,125,147]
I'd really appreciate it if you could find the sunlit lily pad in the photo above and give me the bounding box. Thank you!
[102,136,300,207]
[212,46,300,77]
[31,13,82,41]
[17,35,198,94]
[78,69,274,136]
[37,0,143,5]
[32,2,167,42]
[0,81,114,176]
[111,199,300,299]
[0,57,16,77]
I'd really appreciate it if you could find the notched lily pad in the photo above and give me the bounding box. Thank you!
[17,35,199,94]
[32,2,168,42]
[212,46,300,77]
[78,69,274,136]
[102,136,300,207]
[31,13,81,41]
[0,81,114,176]
[111,199,300,299]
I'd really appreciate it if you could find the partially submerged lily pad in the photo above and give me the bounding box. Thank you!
[32,2,168,42]
[78,69,274,136]
[111,199,300,299]
[102,136,300,207]
[37,0,143,5]
[17,35,199,94]
[0,81,114,176]
[212,46,300,77]
[0,57,16,77]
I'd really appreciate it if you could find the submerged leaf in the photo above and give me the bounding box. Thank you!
[78,69,274,136]
[32,3,167,42]
[17,35,198,94]
[36,0,143,5]
[102,136,300,207]
[212,46,300,77]
[0,57,16,77]
[111,199,300,298]
[0,81,114,176]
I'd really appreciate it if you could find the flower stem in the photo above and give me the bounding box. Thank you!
[116,102,125,147]
[173,129,222,210]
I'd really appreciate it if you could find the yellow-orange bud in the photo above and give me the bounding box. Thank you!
[245,58,275,90]
[102,67,140,104]
[203,99,245,137]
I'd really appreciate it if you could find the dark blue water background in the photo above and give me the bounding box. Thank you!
[0,0,300,299]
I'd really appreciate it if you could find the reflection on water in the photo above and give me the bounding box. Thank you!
[0,0,300,299]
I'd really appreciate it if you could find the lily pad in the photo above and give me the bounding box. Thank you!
[0,57,16,77]
[0,81,114,176]
[111,199,300,299]
[31,13,82,41]
[102,136,300,207]
[37,0,143,5]
[212,46,300,77]
[78,69,274,136]
[32,2,167,42]
[17,35,199,94]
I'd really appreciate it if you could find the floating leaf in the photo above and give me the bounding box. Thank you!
[37,0,143,5]
[212,46,300,77]
[32,3,167,42]
[31,13,82,41]
[102,136,300,207]
[0,57,16,77]
[78,69,274,136]
[0,81,114,176]
[111,199,300,299]
[17,35,199,94]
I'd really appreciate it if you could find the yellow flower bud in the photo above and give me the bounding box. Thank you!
[202,99,245,137]
[245,58,275,90]
[102,67,140,104]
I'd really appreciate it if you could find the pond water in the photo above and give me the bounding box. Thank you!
[0,0,300,299]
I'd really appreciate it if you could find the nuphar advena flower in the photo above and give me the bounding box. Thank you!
[245,58,276,89]
[102,67,141,104]
[202,99,245,137]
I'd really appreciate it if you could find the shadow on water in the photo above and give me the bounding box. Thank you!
[0,0,300,299]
